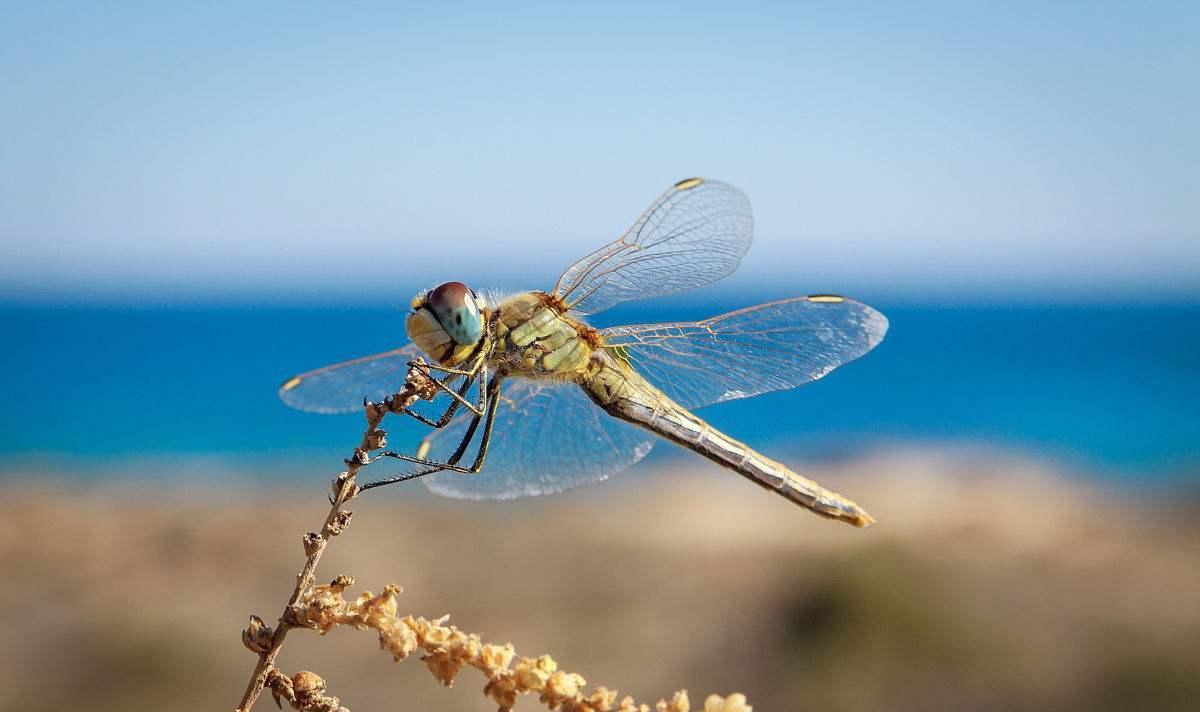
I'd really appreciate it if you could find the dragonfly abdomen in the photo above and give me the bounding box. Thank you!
[583,356,874,527]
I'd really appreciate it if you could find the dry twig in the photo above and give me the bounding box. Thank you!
[235,362,438,711]
[288,574,752,712]
[234,360,752,712]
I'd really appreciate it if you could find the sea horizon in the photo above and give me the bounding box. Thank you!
[3,298,1196,488]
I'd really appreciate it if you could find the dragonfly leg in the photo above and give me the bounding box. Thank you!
[377,374,499,474]
[398,357,488,425]
[399,367,487,427]
[360,376,502,490]
[393,372,463,427]
[409,358,480,378]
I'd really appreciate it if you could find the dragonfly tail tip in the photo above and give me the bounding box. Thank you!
[849,508,876,528]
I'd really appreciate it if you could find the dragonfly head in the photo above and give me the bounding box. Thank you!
[406,281,486,365]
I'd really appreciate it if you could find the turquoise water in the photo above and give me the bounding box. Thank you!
[1,301,1197,483]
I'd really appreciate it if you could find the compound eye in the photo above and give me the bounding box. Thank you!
[427,281,470,313]
[426,281,482,346]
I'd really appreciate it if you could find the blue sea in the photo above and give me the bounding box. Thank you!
[1,299,1197,486]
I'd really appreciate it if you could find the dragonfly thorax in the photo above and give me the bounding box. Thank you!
[493,292,600,378]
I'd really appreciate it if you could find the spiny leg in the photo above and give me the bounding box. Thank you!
[409,358,481,378]
[400,366,487,427]
[377,374,499,473]
[422,368,485,416]
[358,367,488,467]
[393,371,462,426]
[397,357,487,426]
[378,376,500,474]
[360,376,502,490]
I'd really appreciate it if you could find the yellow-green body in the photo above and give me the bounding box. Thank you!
[493,292,595,376]
[483,292,873,526]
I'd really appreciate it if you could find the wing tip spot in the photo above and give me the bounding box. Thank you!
[807,294,847,303]
[674,177,704,191]
[281,376,303,392]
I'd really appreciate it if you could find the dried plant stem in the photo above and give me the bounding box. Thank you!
[234,360,752,712]
[289,576,750,712]
[235,364,438,712]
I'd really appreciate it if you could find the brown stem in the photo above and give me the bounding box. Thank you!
[235,363,437,712]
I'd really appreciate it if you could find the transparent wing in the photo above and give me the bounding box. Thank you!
[419,378,655,500]
[278,344,422,414]
[553,178,753,315]
[600,296,888,410]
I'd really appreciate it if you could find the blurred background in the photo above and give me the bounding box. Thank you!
[1,2,1197,711]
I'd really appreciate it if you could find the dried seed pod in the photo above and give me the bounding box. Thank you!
[302,532,322,557]
[365,429,387,450]
[328,510,353,536]
[278,576,738,712]
[241,615,274,654]
[405,362,439,401]
[266,668,294,708]
[292,670,326,698]
[703,693,751,712]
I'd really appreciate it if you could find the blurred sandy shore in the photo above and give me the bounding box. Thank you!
[2,449,1198,712]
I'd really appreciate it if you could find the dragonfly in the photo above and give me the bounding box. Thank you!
[279,178,888,526]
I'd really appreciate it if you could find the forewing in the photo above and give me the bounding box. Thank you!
[553,178,753,315]
[601,296,888,410]
[278,344,422,414]
[420,378,655,500]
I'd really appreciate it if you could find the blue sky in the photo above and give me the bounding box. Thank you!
[1,1,1196,304]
